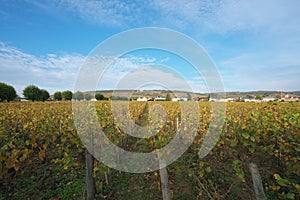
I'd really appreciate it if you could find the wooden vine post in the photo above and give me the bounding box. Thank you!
[86,149,95,200]
[249,163,267,200]
[86,127,96,200]
[159,158,171,200]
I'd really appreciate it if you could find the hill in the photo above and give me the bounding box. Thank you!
[87,90,300,100]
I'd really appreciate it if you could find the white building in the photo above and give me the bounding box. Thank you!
[155,96,166,101]
[181,97,188,101]
[262,97,276,102]
[172,97,188,101]
[172,97,181,102]
[226,98,235,102]
[137,97,148,101]
[282,95,299,102]
[209,98,228,102]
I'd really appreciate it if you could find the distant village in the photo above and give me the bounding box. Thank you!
[208,93,299,102]
[130,93,299,102]
[16,90,300,102]
[135,96,189,102]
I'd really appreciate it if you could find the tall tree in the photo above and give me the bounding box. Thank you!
[84,93,92,101]
[73,91,84,101]
[0,82,17,102]
[62,90,73,101]
[166,93,171,101]
[187,93,192,101]
[23,85,41,102]
[95,93,104,101]
[255,95,263,100]
[53,91,62,101]
[40,89,50,102]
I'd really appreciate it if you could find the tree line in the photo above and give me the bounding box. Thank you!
[0,82,106,102]
[0,82,17,102]
[23,85,50,102]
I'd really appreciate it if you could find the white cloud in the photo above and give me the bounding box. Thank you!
[96,58,197,92]
[2,1,299,93]
[113,65,193,91]
[30,0,148,27]
[47,0,299,35]
[150,0,300,35]
[0,42,84,95]
[1,43,201,96]
[218,52,300,91]
[2,42,297,94]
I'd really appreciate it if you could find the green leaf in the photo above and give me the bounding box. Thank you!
[242,132,250,139]
[276,179,287,187]
[230,140,237,147]
[279,192,295,199]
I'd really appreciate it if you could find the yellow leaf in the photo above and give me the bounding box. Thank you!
[271,186,280,191]
[32,142,37,148]
[13,162,20,171]
[73,162,80,167]
[274,173,281,180]
[0,156,6,162]
[38,150,45,161]
[294,184,300,192]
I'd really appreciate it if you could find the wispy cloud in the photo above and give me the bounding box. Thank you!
[1,43,202,95]
[1,42,298,94]
[2,1,300,92]
[35,0,300,35]
[99,64,193,92]
[81,55,199,92]
[150,0,300,36]
[0,42,84,95]
[218,52,300,91]
[29,0,150,27]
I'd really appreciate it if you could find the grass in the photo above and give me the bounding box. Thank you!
[1,147,85,200]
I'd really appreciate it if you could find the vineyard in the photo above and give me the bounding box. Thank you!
[0,101,299,199]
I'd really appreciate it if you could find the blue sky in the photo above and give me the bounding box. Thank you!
[1,0,300,95]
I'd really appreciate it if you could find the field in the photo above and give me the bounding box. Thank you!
[0,101,299,199]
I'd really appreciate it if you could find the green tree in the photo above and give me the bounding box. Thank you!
[255,95,263,100]
[53,91,62,101]
[84,93,92,101]
[207,94,211,101]
[73,91,84,101]
[95,93,104,100]
[187,93,192,101]
[62,90,73,101]
[110,96,128,101]
[40,89,50,102]
[0,82,17,102]
[166,93,171,101]
[275,94,281,99]
[23,85,41,102]
[246,95,253,99]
